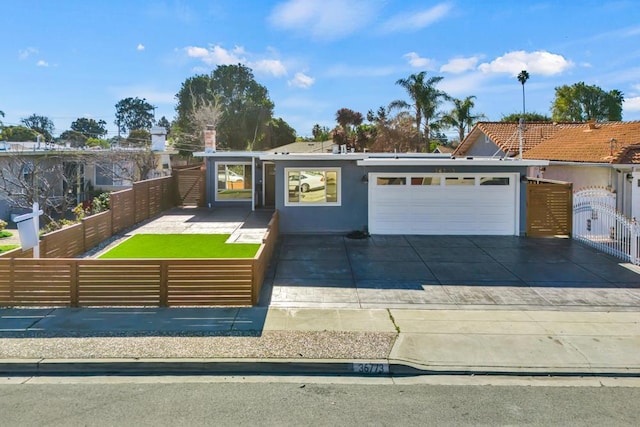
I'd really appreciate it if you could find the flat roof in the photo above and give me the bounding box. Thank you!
[357,158,549,167]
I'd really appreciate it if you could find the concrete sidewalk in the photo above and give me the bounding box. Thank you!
[1,307,638,376]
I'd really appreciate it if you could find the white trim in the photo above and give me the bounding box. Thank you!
[358,158,548,167]
[284,167,342,207]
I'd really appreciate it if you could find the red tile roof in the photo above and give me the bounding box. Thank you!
[453,122,580,156]
[523,121,640,164]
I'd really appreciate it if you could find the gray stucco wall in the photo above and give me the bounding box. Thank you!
[462,136,506,157]
[273,159,368,234]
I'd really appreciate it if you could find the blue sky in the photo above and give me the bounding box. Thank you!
[2,0,640,140]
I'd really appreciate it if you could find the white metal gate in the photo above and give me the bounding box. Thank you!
[573,200,640,265]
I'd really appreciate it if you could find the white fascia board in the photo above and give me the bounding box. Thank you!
[547,160,628,169]
[356,158,549,167]
[259,153,369,161]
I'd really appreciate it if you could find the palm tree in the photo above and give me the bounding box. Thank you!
[517,70,530,116]
[441,96,486,142]
[390,72,449,150]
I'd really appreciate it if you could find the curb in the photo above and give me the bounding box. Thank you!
[2,358,640,378]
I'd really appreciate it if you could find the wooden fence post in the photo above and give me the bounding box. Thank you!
[70,261,79,307]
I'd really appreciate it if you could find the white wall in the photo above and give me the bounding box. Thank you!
[542,165,612,190]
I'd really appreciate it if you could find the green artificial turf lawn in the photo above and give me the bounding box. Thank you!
[99,234,260,259]
[0,244,19,254]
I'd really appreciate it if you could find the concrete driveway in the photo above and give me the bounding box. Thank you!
[261,234,640,310]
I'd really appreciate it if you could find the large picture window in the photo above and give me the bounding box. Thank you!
[216,163,252,201]
[285,168,340,206]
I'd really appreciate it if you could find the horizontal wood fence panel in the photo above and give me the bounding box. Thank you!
[110,190,135,233]
[0,260,73,306]
[83,211,113,251]
[527,182,573,237]
[134,181,150,224]
[42,223,85,258]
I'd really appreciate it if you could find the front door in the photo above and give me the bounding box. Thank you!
[264,163,276,208]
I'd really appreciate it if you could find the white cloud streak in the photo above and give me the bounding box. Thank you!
[184,44,288,77]
[624,97,640,112]
[18,47,38,60]
[440,56,480,74]
[269,0,380,41]
[381,3,452,33]
[36,60,49,67]
[137,44,145,51]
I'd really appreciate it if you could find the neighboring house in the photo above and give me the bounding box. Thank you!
[523,121,640,219]
[266,140,335,154]
[433,145,455,154]
[453,122,583,158]
[195,150,547,236]
[0,137,173,221]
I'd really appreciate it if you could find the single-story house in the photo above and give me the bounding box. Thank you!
[523,121,640,219]
[194,149,547,236]
[453,121,585,158]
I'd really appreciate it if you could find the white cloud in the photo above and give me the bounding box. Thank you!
[184,44,287,77]
[403,52,435,69]
[269,0,380,41]
[18,47,38,60]
[381,3,452,33]
[288,72,315,88]
[253,59,287,77]
[440,56,480,74]
[137,44,145,51]
[478,50,573,76]
[624,96,640,112]
[36,60,49,67]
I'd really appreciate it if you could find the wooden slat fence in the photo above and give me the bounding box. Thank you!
[0,176,176,260]
[526,179,573,237]
[0,210,279,307]
[174,167,205,207]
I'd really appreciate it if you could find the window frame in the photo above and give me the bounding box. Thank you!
[284,167,341,207]
[215,162,252,202]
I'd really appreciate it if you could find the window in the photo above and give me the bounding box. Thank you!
[411,176,441,186]
[445,177,475,186]
[216,163,252,201]
[95,162,131,187]
[480,177,510,186]
[286,168,340,206]
[376,177,406,185]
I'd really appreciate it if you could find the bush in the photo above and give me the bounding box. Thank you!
[0,219,7,232]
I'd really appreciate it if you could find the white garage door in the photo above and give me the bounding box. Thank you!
[368,173,519,235]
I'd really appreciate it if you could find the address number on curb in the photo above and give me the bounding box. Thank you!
[352,363,389,374]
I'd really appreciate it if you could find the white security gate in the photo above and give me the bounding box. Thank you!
[368,173,519,235]
[573,200,640,265]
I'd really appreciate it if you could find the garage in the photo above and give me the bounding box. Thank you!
[368,173,519,235]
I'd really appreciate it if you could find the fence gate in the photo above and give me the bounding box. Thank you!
[526,179,573,237]
[174,166,205,207]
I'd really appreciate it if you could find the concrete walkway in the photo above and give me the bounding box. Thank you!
[1,307,638,376]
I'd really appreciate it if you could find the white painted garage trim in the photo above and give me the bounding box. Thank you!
[368,173,520,236]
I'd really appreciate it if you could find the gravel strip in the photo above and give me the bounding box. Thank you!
[0,331,397,359]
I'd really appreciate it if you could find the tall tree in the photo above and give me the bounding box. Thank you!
[261,117,297,150]
[517,70,530,116]
[157,116,171,136]
[114,97,155,134]
[70,117,107,138]
[390,71,448,151]
[0,110,4,128]
[441,96,486,142]
[58,130,88,147]
[20,114,54,141]
[551,82,624,122]
[174,64,275,152]
[333,108,363,150]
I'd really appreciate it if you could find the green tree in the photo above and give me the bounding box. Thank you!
[1,125,39,141]
[0,110,4,128]
[20,114,54,141]
[261,117,297,149]
[174,64,275,152]
[86,138,110,149]
[441,96,486,142]
[390,71,449,151]
[311,124,331,141]
[517,70,530,115]
[59,130,88,147]
[501,112,551,122]
[333,108,363,149]
[157,116,171,136]
[70,117,107,138]
[125,129,151,147]
[114,97,155,133]
[551,82,624,122]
